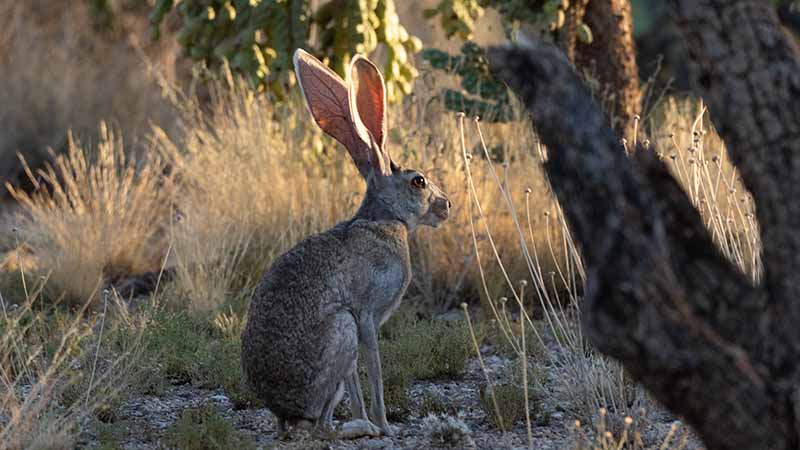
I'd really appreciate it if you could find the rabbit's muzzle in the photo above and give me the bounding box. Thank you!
[427,185,451,226]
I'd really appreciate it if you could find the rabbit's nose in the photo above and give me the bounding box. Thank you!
[433,197,450,221]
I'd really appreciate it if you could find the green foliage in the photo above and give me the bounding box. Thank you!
[150,0,421,101]
[479,382,526,431]
[135,309,260,407]
[422,1,598,122]
[422,42,513,123]
[165,404,256,450]
[479,363,545,431]
[419,391,461,417]
[426,0,584,40]
[365,308,480,421]
[423,0,484,40]
[380,313,477,381]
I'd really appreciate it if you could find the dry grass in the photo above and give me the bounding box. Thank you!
[460,96,760,447]
[143,66,564,316]
[7,124,174,305]
[0,279,144,450]
[650,97,760,280]
[0,1,179,199]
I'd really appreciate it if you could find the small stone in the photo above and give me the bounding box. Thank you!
[359,438,391,449]
[436,309,465,322]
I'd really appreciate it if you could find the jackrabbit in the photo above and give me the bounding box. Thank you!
[241,49,451,439]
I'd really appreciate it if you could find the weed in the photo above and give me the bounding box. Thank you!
[164,404,255,450]
[380,313,479,382]
[372,310,481,421]
[134,308,260,407]
[419,390,460,418]
[479,382,528,431]
[422,413,475,449]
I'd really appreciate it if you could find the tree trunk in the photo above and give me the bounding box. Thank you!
[489,0,800,449]
[559,0,642,141]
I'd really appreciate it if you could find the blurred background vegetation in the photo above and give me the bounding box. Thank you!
[0,2,782,447]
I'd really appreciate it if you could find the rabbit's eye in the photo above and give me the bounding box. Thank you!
[411,176,427,189]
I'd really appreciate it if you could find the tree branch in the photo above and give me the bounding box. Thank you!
[488,40,788,450]
[668,0,800,360]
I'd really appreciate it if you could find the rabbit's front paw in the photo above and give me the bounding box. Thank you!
[380,423,400,437]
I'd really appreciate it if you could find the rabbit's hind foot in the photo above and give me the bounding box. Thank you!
[337,419,382,439]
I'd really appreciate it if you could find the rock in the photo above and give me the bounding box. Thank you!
[436,309,465,322]
[358,438,392,450]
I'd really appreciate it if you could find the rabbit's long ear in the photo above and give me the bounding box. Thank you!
[294,49,378,178]
[348,55,392,177]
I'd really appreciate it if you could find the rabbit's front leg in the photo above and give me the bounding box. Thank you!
[358,312,398,436]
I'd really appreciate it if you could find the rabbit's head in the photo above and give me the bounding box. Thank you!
[294,49,450,230]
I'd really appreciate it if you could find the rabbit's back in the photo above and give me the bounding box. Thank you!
[241,224,358,418]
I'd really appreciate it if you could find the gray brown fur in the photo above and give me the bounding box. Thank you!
[241,49,449,438]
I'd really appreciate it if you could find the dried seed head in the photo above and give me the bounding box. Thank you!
[670,153,677,160]
[457,112,466,118]
[460,302,468,310]
[574,420,581,429]
[642,139,650,148]
[599,408,607,416]
[499,297,508,304]
[525,187,532,194]
[543,211,550,217]
[711,155,720,163]
[620,138,628,146]
[520,280,528,288]
[729,188,736,194]
[473,116,481,122]
[668,132,675,139]
[688,158,695,164]
[624,416,633,425]
[502,161,509,168]
[465,153,473,161]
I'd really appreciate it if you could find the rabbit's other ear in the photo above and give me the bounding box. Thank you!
[348,55,392,177]
[294,49,377,178]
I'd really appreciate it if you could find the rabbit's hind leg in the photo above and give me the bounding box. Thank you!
[308,312,358,432]
[320,381,345,429]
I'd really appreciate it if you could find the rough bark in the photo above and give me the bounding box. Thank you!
[488,1,800,449]
[559,0,642,140]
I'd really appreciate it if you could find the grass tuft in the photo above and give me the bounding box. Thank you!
[165,404,255,450]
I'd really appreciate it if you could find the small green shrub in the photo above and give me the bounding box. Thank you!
[486,318,547,360]
[165,404,255,450]
[380,315,478,382]
[479,383,527,431]
[421,413,474,449]
[94,421,127,450]
[134,308,260,406]
[419,391,460,418]
[360,309,481,421]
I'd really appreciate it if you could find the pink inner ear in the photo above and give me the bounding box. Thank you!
[348,56,391,176]
[350,58,386,149]
[293,49,375,178]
